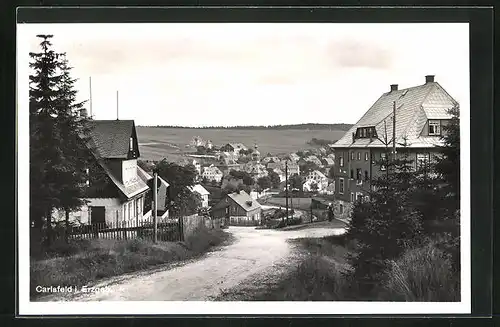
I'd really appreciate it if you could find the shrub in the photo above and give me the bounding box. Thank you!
[380,242,459,302]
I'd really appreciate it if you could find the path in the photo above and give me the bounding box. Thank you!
[40,226,345,302]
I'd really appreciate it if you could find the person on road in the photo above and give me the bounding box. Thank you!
[327,203,334,222]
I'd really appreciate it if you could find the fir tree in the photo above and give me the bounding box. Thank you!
[29,35,91,246]
[29,35,65,245]
[55,53,93,240]
[345,143,426,296]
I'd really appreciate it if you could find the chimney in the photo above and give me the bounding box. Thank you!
[390,84,398,92]
[425,75,435,83]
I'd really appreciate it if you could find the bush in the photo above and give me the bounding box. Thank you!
[380,242,459,301]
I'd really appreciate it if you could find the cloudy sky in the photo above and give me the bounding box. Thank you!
[19,23,469,127]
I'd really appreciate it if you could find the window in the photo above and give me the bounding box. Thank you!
[339,204,344,214]
[380,153,387,171]
[417,153,431,170]
[351,152,355,160]
[339,155,344,167]
[356,193,363,202]
[350,193,355,202]
[365,152,369,161]
[129,137,134,151]
[339,178,344,194]
[364,170,369,181]
[356,168,362,180]
[357,152,361,161]
[428,120,441,136]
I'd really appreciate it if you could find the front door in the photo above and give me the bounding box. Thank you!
[90,206,106,225]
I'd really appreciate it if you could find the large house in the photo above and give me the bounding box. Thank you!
[211,190,262,226]
[201,165,223,183]
[331,75,459,220]
[52,119,151,226]
[302,170,329,193]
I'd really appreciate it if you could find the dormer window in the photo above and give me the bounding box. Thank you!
[428,120,441,136]
[355,127,378,139]
[129,137,134,151]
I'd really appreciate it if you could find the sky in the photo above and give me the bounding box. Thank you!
[19,23,469,127]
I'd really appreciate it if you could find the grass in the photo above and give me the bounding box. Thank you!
[250,234,459,302]
[30,227,230,300]
[379,242,460,302]
[263,197,313,210]
[252,234,354,301]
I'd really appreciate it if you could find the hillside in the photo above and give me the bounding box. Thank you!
[139,123,353,131]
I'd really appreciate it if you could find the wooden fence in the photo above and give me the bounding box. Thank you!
[67,216,182,242]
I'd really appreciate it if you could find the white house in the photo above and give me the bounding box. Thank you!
[52,119,150,226]
[302,170,329,193]
[202,165,223,183]
[188,184,210,208]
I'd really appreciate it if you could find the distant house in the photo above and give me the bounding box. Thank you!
[318,147,328,155]
[188,184,210,208]
[289,153,301,162]
[273,168,287,182]
[211,190,262,226]
[305,155,323,167]
[221,143,248,156]
[52,120,150,226]
[202,165,223,183]
[261,156,281,164]
[302,170,329,193]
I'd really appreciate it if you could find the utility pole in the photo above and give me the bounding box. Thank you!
[392,100,397,160]
[285,160,289,225]
[153,170,158,243]
[116,90,119,120]
[89,77,93,118]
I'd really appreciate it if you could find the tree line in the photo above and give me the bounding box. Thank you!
[142,123,353,131]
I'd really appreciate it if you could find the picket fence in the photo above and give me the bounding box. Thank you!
[67,216,182,242]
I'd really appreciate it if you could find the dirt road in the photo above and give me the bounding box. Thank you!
[42,225,346,302]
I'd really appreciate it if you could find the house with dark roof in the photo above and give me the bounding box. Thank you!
[331,75,459,220]
[211,190,262,226]
[52,119,152,226]
[220,143,248,156]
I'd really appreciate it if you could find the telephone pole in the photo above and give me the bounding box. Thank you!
[116,91,119,120]
[392,100,397,160]
[285,160,289,225]
[89,77,93,118]
[153,170,158,243]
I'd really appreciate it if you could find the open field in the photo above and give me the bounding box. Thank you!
[136,127,346,162]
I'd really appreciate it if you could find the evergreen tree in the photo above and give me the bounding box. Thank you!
[29,35,91,246]
[29,35,65,245]
[345,145,425,296]
[55,53,93,240]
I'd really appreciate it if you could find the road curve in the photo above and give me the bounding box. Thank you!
[42,226,345,302]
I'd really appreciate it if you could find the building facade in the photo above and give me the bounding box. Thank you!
[331,75,459,221]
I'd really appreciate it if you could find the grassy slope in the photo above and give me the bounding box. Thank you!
[136,127,347,162]
[31,228,231,300]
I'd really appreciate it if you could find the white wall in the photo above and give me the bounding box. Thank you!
[52,195,147,226]
[122,159,138,187]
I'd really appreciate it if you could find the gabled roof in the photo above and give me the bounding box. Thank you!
[227,191,261,212]
[188,184,210,196]
[86,120,139,159]
[334,80,458,148]
[99,160,149,199]
[308,170,327,179]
